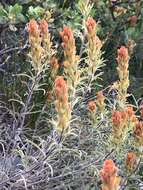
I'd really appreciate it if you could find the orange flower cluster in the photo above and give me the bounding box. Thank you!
[39,19,48,35]
[112,110,126,142]
[54,76,71,131]
[28,19,53,73]
[28,19,43,72]
[39,19,52,65]
[126,152,137,172]
[112,106,138,143]
[86,17,101,48]
[100,160,121,190]
[60,26,74,51]
[116,46,130,109]
[28,19,57,101]
[60,26,79,98]
[88,100,96,112]
[28,19,40,37]
[86,17,97,36]
[55,76,68,102]
[134,121,143,146]
[116,46,129,65]
[86,17,103,85]
[96,91,105,113]
[126,106,138,124]
[112,111,124,126]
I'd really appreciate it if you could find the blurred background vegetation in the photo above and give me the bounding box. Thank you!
[0,0,143,100]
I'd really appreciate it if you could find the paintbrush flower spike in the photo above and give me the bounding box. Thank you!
[100,160,121,190]
[126,152,137,172]
[28,19,43,73]
[86,16,103,87]
[54,76,71,131]
[116,46,130,109]
[60,26,79,100]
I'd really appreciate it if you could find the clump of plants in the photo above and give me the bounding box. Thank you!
[0,1,143,190]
